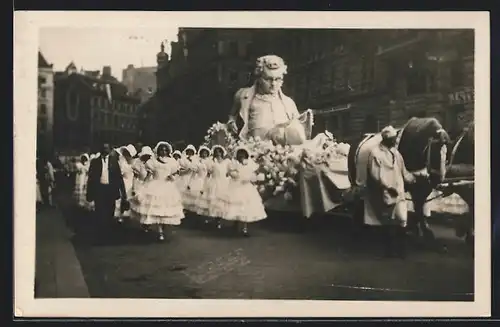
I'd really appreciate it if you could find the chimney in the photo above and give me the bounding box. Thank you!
[102,66,112,76]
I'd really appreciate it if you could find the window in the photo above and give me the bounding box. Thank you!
[39,104,47,115]
[450,60,465,88]
[331,66,336,87]
[228,41,238,57]
[340,111,351,138]
[38,76,46,86]
[229,71,238,83]
[361,56,375,90]
[217,41,225,55]
[406,65,427,96]
[327,116,339,131]
[363,114,378,133]
[245,42,253,58]
[38,118,46,132]
[40,89,46,98]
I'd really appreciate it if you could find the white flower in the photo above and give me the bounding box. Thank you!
[257,173,266,182]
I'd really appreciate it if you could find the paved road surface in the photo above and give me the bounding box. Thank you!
[57,196,473,301]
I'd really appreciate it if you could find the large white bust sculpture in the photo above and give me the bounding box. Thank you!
[228,55,313,146]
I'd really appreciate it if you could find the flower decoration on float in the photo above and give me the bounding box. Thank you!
[203,121,237,149]
[203,120,350,201]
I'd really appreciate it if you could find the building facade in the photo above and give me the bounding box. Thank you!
[372,29,474,139]
[122,64,157,102]
[150,28,256,146]
[146,29,474,145]
[279,29,474,142]
[53,63,142,153]
[37,52,55,154]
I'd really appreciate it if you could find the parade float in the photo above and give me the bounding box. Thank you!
[198,54,473,236]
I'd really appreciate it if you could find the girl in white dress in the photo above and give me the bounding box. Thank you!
[130,142,185,241]
[131,146,154,232]
[220,146,267,236]
[178,145,198,209]
[172,150,182,161]
[184,146,211,213]
[172,150,183,190]
[114,144,137,223]
[132,146,153,196]
[197,145,231,228]
[73,153,94,211]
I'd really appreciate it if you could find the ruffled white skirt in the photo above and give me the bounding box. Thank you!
[183,175,208,213]
[196,177,230,217]
[130,179,185,225]
[220,181,267,223]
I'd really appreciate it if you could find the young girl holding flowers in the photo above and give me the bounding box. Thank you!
[220,146,267,236]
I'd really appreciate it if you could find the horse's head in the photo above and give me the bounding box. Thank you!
[426,127,452,186]
[399,117,452,186]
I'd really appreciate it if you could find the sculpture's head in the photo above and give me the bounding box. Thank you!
[254,55,287,95]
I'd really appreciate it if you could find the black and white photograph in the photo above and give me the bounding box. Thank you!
[14,11,490,318]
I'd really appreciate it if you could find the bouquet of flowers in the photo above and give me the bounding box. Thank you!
[224,136,300,200]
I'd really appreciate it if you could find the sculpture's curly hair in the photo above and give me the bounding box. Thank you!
[254,55,288,77]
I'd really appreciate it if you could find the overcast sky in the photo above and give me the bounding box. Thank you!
[39,27,179,81]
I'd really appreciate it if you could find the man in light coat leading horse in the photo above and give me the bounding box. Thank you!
[365,125,429,258]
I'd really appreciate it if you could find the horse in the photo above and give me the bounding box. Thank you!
[347,117,452,246]
[440,122,475,245]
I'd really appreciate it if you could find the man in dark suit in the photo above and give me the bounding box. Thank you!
[86,143,127,222]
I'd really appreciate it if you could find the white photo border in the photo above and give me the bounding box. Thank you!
[13,11,491,318]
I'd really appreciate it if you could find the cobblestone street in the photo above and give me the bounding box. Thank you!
[43,194,475,301]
